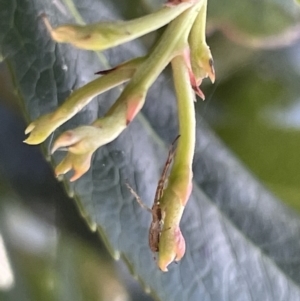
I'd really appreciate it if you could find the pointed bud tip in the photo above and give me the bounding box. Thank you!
[159,266,168,272]
[70,172,81,182]
[192,85,205,100]
[158,254,176,272]
[25,123,35,134]
[51,145,58,154]
[157,226,186,271]
[209,71,215,84]
[56,174,64,182]
[55,171,61,178]
[23,137,38,145]
[126,94,145,123]
[55,167,68,178]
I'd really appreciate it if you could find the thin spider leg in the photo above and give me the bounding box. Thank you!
[126,182,152,213]
[171,134,181,148]
[154,135,180,203]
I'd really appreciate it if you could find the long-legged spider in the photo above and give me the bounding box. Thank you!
[126,135,180,252]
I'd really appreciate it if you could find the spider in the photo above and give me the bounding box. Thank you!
[126,135,180,252]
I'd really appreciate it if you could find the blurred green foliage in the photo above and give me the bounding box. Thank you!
[200,32,300,210]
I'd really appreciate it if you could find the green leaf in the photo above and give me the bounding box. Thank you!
[1,0,300,300]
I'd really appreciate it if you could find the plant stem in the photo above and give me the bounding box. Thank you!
[157,51,196,272]
[46,2,194,51]
[170,55,195,183]
[107,1,203,117]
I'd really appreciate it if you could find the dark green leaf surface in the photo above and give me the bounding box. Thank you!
[1,0,300,300]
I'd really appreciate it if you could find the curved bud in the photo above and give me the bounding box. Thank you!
[41,3,192,51]
[190,44,215,84]
[52,126,101,155]
[51,113,127,156]
[24,59,140,145]
[188,0,215,84]
[51,122,125,180]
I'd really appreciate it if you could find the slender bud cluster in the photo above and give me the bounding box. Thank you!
[24,0,214,271]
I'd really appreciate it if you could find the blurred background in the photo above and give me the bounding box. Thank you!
[1,0,300,300]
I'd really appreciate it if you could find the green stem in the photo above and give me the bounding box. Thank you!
[62,0,109,67]
[157,54,196,272]
[171,55,195,178]
[159,53,195,227]
[189,0,207,45]
[55,58,143,119]
[107,1,203,116]
[49,2,194,51]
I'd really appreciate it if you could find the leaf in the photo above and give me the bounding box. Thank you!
[1,0,300,300]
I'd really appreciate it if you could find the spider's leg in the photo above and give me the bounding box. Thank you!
[126,182,152,213]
